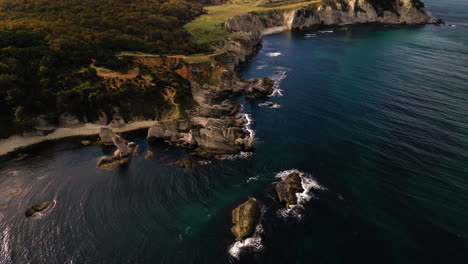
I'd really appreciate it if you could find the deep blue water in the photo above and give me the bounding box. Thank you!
[1,0,468,263]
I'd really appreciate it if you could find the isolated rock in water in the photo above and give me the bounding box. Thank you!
[81,140,92,146]
[96,138,139,169]
[25,201,54,217]
[231,198,259,241]
[144,150,154,159]
[112,135,130,155]
[276,172,304,208]
[99,127,115,145]
[175,157,193,168]
[245,77,274,100]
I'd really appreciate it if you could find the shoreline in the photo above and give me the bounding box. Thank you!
[0,121,156,158]
[0,1,439,160]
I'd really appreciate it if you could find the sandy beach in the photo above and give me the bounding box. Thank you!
[0,121,156,157]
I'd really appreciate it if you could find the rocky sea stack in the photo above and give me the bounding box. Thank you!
[276,172,304,208]
[97,128,139,169]
[231,198,260,241]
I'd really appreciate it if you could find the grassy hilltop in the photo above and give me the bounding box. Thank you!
[185,0,321,44]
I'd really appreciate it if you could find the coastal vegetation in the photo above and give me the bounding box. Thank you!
[0,0,204,138]
[184,0,321,43]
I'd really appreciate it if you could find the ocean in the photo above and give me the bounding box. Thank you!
[1,0,467,263]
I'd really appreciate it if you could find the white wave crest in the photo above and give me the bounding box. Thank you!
[198,160,212,165]
[1,227,11,263]
[266,52,282,57]
[247,176,259,183]
[268,71,287,97]
[275,169,325,220]
[217,152,253,160]
[319,30,334,33]
[229,205,266,259]
[259,102,281,108]
[32,199,57,219]
[256,65,268,70]
[242,113,255,139]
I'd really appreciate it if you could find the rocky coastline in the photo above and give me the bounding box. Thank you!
[0,0,439,161]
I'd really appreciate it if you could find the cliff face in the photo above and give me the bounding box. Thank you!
[289,0,436,29]
[171,0,436,157]
[221,0,436,71]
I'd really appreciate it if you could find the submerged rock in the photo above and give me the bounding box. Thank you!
[25,201,54,217]
[14,153,29,161]
[231,198,260,241]
[81,140,92,146]
[175,157,193,168]
[144,150,154,160]
[276,172,304,208]
[6,188,22,195]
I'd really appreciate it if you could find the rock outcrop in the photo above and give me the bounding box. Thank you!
[99,127,116,145]
[144,150,154,159]
[25,201,55,217]
[245,77,274,99]
[221,0,437,73]
[137,0,437,159]
[147,119,193,146]
[147,107,252,157]
[276,172,304,208]
[231,198,260,241]
[175,157,193,168]
[97,132,139,169]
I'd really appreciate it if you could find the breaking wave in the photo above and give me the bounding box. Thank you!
[217,114,255,160]
[1,227,11,263]
[275,169,325,220]
[259,102,281,108]
[266,52,282,57]
[218,152,253,160]
[247,176,259,183]
[269,71,287,97]
[228,204,266,259]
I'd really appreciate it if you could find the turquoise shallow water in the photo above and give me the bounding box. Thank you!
[1,1,468,263]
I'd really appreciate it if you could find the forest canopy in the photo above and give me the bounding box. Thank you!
[0,0,208,138]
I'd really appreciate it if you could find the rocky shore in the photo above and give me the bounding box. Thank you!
[0,0,438,160]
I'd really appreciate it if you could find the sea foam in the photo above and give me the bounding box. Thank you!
[228,205,266,259]
[259,102,281,108]
[266,52,282,57]
[1,227,11,263]
[275,169,325,220]
[269,71,287,97]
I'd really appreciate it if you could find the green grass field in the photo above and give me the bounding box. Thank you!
[184,0,321,44]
